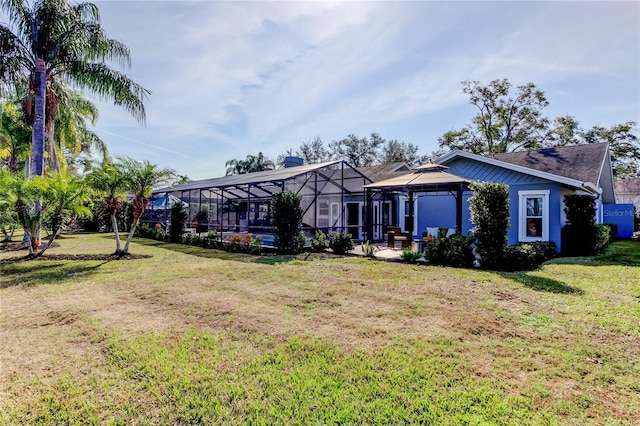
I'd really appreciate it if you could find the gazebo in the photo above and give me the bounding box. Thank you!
[364,164,471,243]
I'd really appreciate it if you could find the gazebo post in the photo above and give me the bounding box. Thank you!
[456,184,463,233]
[408,190,414,243]
[365,188,373,242]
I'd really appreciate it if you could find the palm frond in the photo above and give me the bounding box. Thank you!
[66,61,149,123]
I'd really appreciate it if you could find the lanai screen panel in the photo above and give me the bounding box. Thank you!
[153,161,372,233]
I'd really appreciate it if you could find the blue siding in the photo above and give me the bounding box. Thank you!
[506,183,563,250]
[446,158,549,185]
[416,192,473,236]
[410,158,570,251]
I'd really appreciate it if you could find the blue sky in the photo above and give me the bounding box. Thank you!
[86,0,639,180]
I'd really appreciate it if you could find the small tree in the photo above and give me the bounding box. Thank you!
[469,181,510,269]
[86,165,127,254]
[168,202,187,243]
[270,191,305,254]
[35,173,92,257]
[0,169,47,254]
[118,156,176,255]
[562,195,597,256]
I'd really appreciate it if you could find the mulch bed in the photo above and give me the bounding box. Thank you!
[0,241,151,262]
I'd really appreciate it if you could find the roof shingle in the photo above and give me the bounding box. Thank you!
[492,143,608,184]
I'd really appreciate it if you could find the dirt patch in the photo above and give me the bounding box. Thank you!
[0,253,152,262]
[0,241,27,252]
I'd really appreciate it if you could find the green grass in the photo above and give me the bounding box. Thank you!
[1,234,639,424]
[12,331,552,425]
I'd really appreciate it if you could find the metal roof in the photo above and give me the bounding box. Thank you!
[364,164,470,190]
[153,160,372,201]
[154,160,351,194]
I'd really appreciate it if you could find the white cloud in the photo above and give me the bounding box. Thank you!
[80,0,640,179]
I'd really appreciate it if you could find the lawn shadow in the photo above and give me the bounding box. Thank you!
[498,271,584,295]
[544,240,640,268]
[0,260,109,289]
[133,238,300,265]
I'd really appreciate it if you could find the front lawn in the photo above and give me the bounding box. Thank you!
[1,234,638,424]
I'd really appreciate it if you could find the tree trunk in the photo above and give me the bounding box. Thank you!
[122,218,139,254]
[33,225,60,258]
[47,122,60,172]
[111,213,122,254]
[30,58,47,251]
[31,58,46,177]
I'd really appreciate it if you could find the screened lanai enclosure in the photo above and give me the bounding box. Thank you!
[146,161,374,240]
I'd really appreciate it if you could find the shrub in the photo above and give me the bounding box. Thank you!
[136,223,165,241]
[168,202,188,243]
[201,231,220,249]
[469,181,510,270]
[602,223,617,241]
[328,232,354,255]
[180,232,201,246]
[270,191,305,254]
[400,247,422,263]
[311,230,328,253]
[194,209,208,233]
[81,199,110,232]
[425,232,475,268]
[361,240,378,258]
[594,224,612,254]
[500,241,557,271]
[82,198,132,233]
[117,200,133,233]
[249,236,263,255]
[562,195,597,256]
[227,234,243,252]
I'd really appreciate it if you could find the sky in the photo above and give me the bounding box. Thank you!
[80,0,640,180]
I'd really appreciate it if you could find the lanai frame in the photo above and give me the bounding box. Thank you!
[150,161,373,240]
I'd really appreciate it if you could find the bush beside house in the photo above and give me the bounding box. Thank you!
[562,195,613,256]
[270,191,305,254]
[168,202,188,243]
[469,181,510,270]
[425,231,475,268]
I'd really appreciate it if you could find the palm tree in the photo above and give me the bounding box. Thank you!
[247,152,275,172]
[53,88,107,172]
[35,172,92,257]
[118,156,175,255]
[0,101,31,172]
[225,158,246,175]
[225,152,275,175]
[0,0,149,178]
[0,169,47,255]
[86,164,126,254]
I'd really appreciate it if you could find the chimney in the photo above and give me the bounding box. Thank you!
[284,156,304,168]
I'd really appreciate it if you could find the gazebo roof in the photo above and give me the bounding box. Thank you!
[364,164,470,191]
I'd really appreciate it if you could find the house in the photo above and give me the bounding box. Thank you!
[614,178,640,215]
[365,143,619,252]
[149,143,629,249]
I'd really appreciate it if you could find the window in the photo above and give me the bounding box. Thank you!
[519,190,549,241]
[318,201,329,227]
[319,201,329,217]
[331,203,342,229]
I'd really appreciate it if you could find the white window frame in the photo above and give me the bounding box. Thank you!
[518,190,549,242]
[330,202,342,231]
[317,200,329,228]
